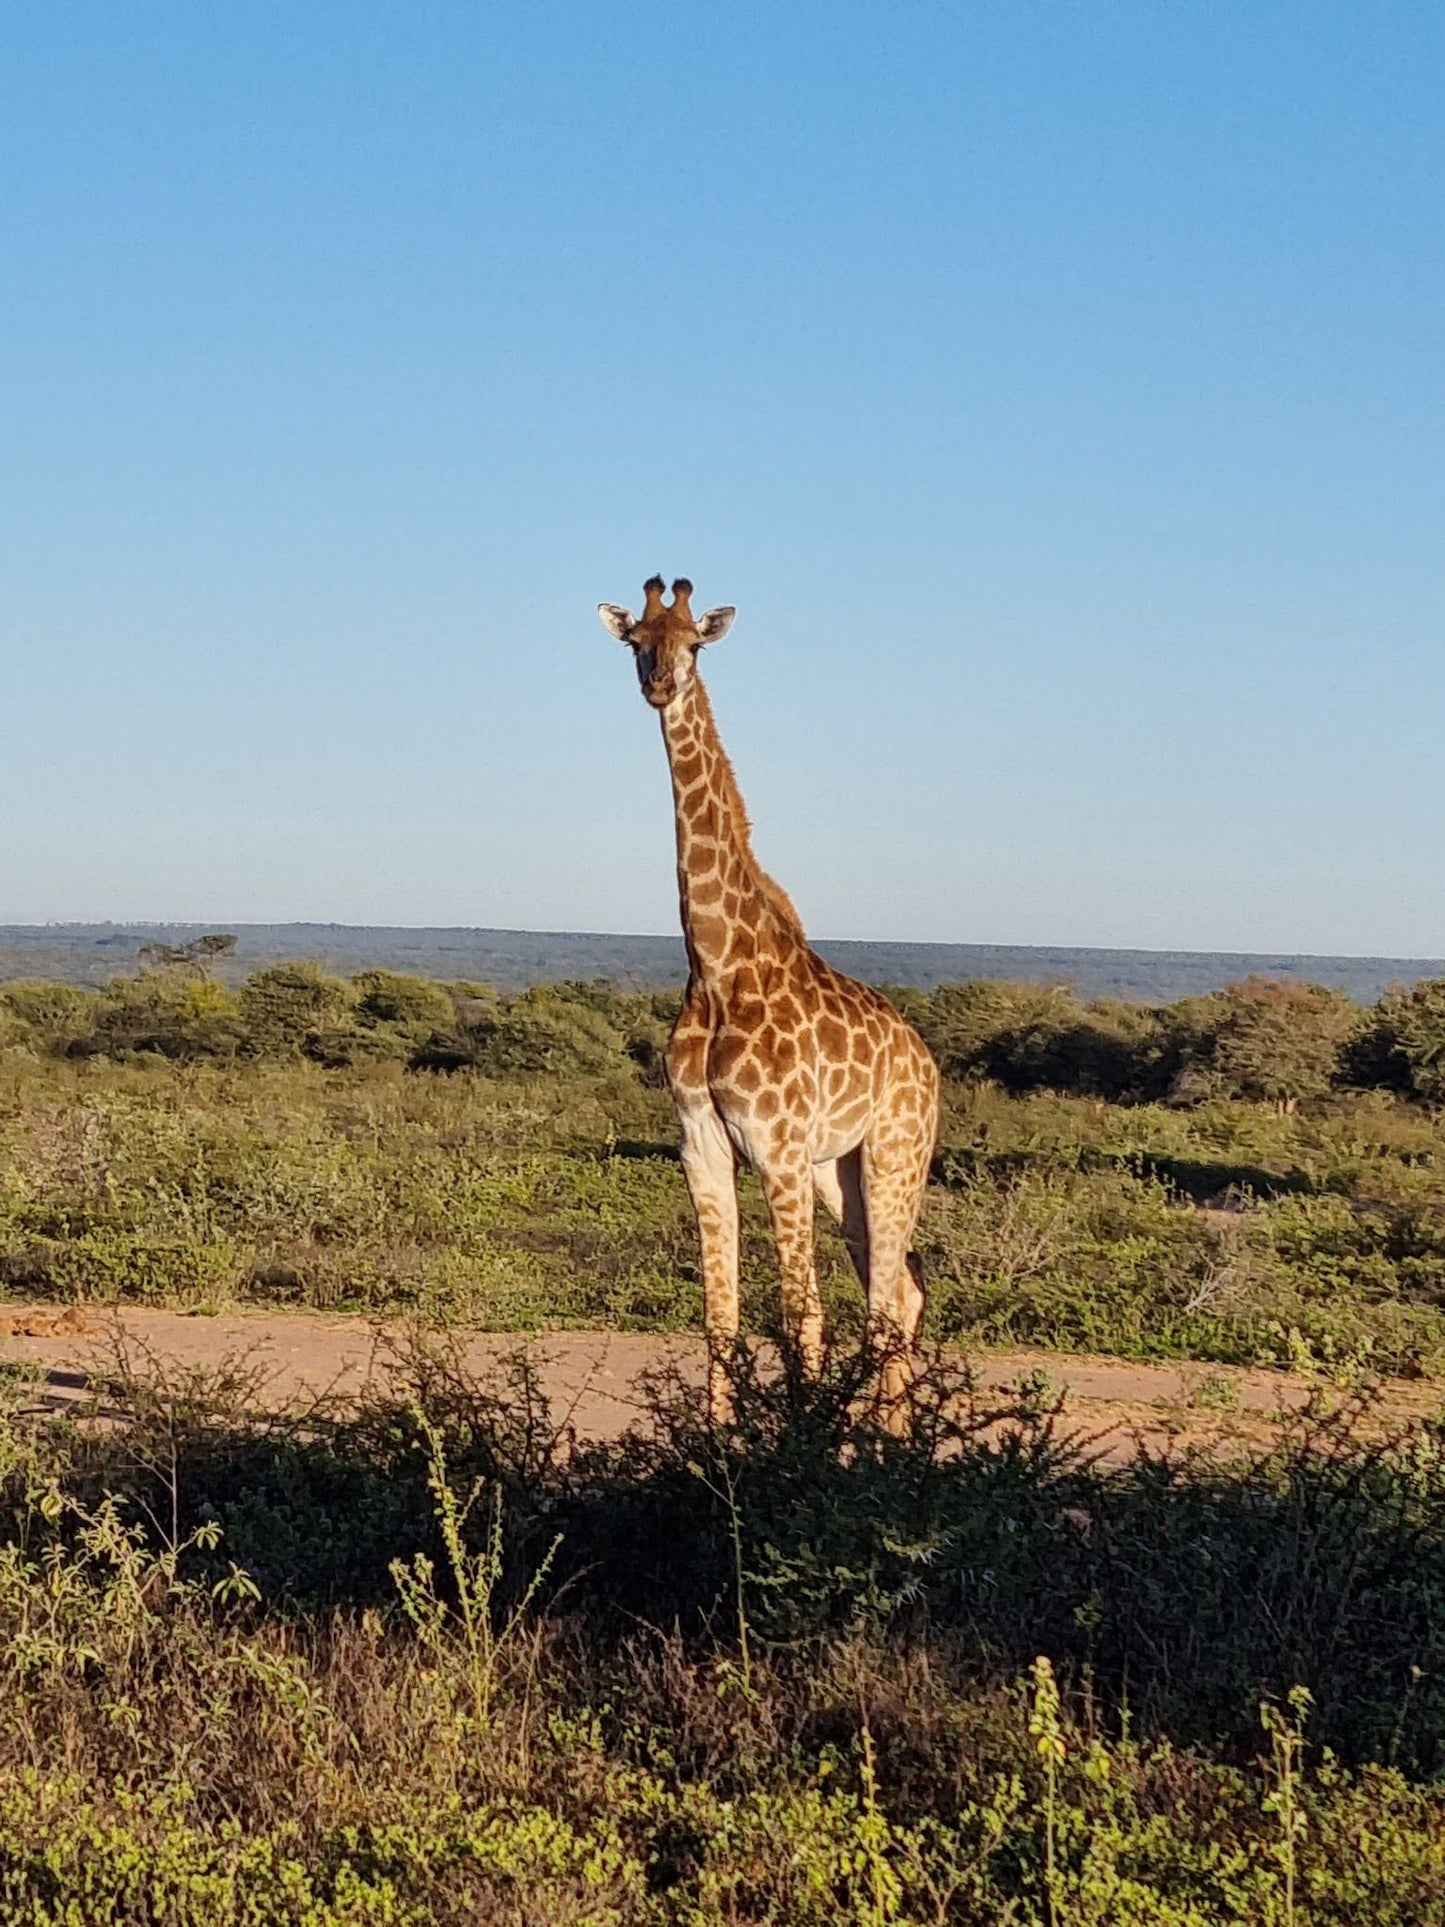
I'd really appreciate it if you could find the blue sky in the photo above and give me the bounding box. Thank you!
[2,3,1441,954]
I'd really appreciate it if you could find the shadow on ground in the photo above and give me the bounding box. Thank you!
[14,1330,1445,1777]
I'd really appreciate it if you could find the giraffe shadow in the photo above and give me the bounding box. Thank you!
[604,1138,682,1163]
[27,1334,1445,1773]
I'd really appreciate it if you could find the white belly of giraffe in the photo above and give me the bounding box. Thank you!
[807,1112,873,1164]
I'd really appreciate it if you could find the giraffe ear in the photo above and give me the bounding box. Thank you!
[597,603,636,641]
[695,606,736,644]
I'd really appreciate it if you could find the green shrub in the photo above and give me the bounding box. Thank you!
[3,1229,241,1302]
[0,980,96,1051]
[238,964,356,1062]
[86,973,243,1060]
[1162,977,1360,1106]
[1351,978,1445,1105]
[914,981,1163,1099]
[451,986,632,1078]
[353,968,455,1041]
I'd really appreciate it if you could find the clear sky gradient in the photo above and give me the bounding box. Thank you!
[3,3,1441,954]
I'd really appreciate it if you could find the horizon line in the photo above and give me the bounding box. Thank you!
[3,920,1443,969]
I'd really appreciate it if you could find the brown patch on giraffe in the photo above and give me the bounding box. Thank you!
[817,1014,850,1059]
[667,1035,707,1088]
[690,873,723,908]
[710,1032,749,1080]
[755,1087,780,1121]
[754,1023,782,1066]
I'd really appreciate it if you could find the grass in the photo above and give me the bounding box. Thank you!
[2,1051,1445,1373]
[1,1339,1445,1921]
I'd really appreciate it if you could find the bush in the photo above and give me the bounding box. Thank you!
[1162,977,1359,1107]
[441,985,633,1079]
[350,969,457,1062]
[84,973,243,1060]
[352,969,455,1033]
[6,1228,241,1302]
[914,981,1162,1099]
[1351,978,1445,1105]
[552,982,678,1085]
[0,980,96,1051]
[238,964,356,1063]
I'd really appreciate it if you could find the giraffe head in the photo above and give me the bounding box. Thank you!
[598,576,736,709]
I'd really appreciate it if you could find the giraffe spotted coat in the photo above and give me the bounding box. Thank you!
[598,576,940,1415]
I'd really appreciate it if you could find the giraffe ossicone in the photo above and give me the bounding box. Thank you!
[597,575,941,1424]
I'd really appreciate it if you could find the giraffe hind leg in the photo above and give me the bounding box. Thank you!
[813,1146,869,1291]
[862,1125,933,1420]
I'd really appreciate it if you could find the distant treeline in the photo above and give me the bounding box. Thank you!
[6,923,1445,1003]
[3,959,1445,1108]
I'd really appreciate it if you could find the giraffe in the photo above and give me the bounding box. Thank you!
[597,575,941,1419]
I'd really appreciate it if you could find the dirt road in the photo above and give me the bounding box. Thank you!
[2,1303,1439,1457]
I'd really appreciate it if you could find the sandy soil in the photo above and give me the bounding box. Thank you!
[2,1302,1440,1459]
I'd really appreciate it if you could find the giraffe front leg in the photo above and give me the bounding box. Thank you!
[759,1149,825,1375]
[677,1100,741,1421]
[668,991,741,1421]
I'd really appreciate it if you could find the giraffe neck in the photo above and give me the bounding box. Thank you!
[660,676,801,987]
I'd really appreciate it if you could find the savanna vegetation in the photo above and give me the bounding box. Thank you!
[5,956,1445,1921]
[2,959,1445,1373]
[4,1336,1445,1922]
